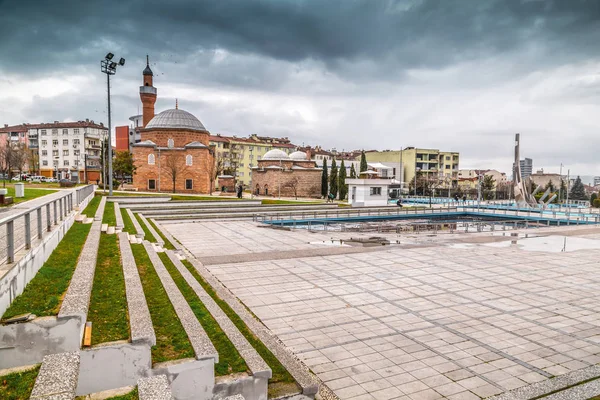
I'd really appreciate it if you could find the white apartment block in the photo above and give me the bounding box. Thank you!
[27,120,107,181]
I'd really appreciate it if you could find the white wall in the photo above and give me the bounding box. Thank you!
[347,179,390,207]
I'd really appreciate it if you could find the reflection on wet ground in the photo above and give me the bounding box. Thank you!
[484,235,600,252]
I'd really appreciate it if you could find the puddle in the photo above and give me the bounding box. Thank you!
[484,235,600,252]
[490,232,539,239]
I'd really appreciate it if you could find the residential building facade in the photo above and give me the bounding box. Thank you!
[1,121,106,181]
[519,158,533,180]
[362,148,460,191]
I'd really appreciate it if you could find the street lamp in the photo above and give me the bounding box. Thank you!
[100,53,125,195]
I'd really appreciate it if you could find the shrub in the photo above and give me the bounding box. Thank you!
[593,198,600,208]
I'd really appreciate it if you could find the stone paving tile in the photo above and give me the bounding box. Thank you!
[169,221,600,399]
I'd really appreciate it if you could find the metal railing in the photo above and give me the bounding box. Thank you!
[0,184,94,265]
[253,206,460,223]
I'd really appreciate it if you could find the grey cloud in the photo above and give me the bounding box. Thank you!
[1,0,600,80]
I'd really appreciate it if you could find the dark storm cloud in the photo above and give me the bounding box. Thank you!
[1,0,600,80]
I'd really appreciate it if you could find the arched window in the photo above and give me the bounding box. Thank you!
[186,155,192,166]
[167,138,174,148]
[148,154,155,165]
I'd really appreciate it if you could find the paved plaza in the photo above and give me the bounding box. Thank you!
[165,221,600,399]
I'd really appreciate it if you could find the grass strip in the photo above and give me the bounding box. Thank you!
[105,387,138,400]
[130,243,194,364]
[121,208,136,234]
[157,252,247,376]
[103,201,116,226]
[134,214,156,242]
[180,259,295,386]
[2,222,92,319]
[0,185,56,206]
[83,195,102,218]
[88,234,129,344]
[0,365,41,399]
[147,219,175,250]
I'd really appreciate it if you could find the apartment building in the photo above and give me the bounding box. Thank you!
[363,148,460,190]
[209,134,296,187]
[28,120,107,181]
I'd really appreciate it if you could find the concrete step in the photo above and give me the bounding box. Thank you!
[137,375,173,400]
[101,223,108,232]
[75,214,85,222]
[30,351,80,399]
[84,217,94,224]
[106,226,115,235]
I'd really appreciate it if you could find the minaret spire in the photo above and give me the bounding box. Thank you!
[146,55,149,66]
[176,98,178,109]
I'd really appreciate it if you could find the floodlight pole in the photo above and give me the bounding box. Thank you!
[106,72,113,195]
[101,53,125,196]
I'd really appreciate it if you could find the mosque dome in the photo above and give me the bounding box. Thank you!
[145,109,207,132]
[262,149,290,160]
[289,151,308,160]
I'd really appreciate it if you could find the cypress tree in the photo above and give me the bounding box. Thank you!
[329,159,338,198]
[350,163,357,178]
[360,151,368,173]
[321,159,328,198]
[338,160,347,200]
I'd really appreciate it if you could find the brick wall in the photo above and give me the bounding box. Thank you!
[132,146,214,194]
[141,129,209,147]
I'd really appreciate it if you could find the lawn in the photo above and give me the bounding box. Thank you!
[180,258,296,396]
[146,219,175,250]
[134,214,156,242]
[158,252,247,376]
[0,184,57,206]
[121,208,136,235]
[130,244,194,364]
[1,199,96,319]
[0,365,41,400]
[105,192,241,202]
[149,231,297,392]
[106,387,138,400]
[103,201,117,226]
[88,234,129,344]
[83,195,102,218]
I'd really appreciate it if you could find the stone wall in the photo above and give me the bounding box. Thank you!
[251,169,321,198]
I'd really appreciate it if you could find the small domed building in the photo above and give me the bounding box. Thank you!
[132,59,214,193]
[251,149,322,198]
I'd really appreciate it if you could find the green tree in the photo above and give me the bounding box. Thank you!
[329,159,338,198]
[338,160,347,200]
[590,192,598,206]
[349,163,357,178]
[481,175,495,200]
[545,180,556,192]
[321,159,328,198]
[113,151,137,184]
[360,151,368,173]
[569,176,587,200]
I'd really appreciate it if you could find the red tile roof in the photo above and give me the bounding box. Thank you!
[0,121,106,134]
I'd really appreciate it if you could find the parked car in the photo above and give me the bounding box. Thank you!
[11,176,21,182]
[28,175,44,183]
[43,177,58,183]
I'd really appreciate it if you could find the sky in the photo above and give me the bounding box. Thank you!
[1,0,599,178]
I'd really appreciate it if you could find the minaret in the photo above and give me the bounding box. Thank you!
[140,55,157,128]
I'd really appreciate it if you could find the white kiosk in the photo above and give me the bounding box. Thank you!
[346,164,394,207]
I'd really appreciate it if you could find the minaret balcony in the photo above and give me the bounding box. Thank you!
[139,86,157,95]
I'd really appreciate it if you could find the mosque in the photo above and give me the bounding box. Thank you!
[131,58,214,193]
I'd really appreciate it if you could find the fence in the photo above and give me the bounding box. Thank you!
[0,185,94,265]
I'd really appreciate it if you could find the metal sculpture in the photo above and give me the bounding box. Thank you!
[513,133,538,208]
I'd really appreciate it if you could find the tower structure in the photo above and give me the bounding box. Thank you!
[139,55,157,128]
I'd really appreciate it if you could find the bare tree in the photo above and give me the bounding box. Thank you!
[210,151,224,194]
[282,177,300,199]
[162,154,188,193]
[11,144,29,177]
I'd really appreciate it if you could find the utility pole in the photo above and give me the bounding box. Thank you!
[558,163,563,204]
[566,169,570,213]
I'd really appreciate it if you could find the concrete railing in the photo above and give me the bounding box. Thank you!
[0,191,77,265]
[75,184,95,206]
